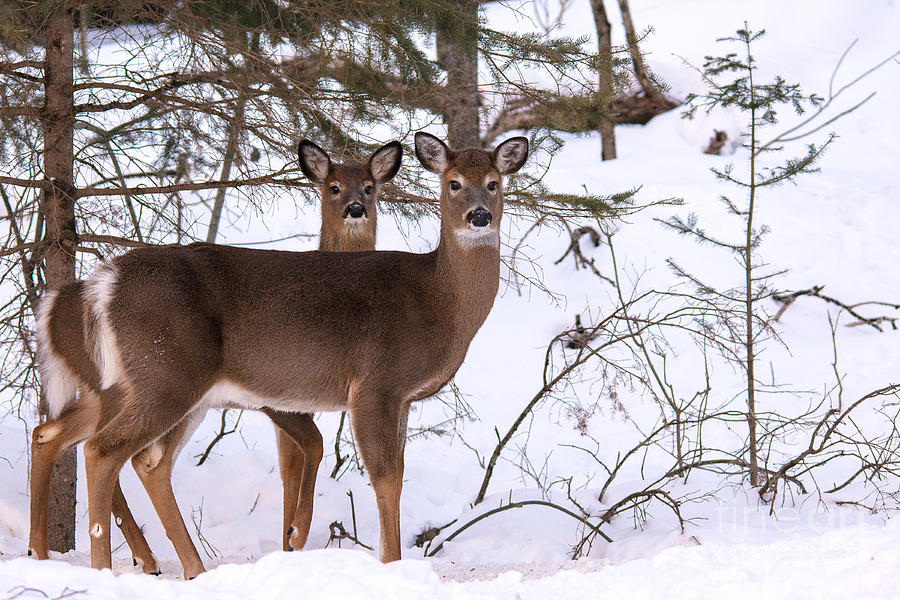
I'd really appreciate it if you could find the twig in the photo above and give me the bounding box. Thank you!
[326,521,373,551]
[195,409,242,466]
[426,499,613,557]
[326,490,373,550]
[760,383,900,503]
[330,412,348,479]
[190,499,221,560]
[4,588,86,600]
[554,224,613,285]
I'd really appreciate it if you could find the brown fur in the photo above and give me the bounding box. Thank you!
[59,133,526,569]
[30,141,399,576]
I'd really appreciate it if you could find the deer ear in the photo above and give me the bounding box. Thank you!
[369,141,403,183]
[297,140,331,183]
[414,132,451,174]
[492,136,529,175]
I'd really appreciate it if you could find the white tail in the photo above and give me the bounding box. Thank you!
[35,291,76,420]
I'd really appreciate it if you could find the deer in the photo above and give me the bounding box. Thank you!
[36,131,527,572]
[29,139,401,578]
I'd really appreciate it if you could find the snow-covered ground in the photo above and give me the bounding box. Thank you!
[3,516,900,599]
[2,0,900,597]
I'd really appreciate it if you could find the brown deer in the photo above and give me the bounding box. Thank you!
[37,131,527,572]
[29,140,400,577]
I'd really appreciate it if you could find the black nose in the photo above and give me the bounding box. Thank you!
[344,202,366,219]
[466,207,492,228]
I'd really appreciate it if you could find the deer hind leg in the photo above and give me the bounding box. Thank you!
[131,408,206,580]
[265,410,323,551]
[83,383,201,574]
[29,391,159,572]
[350,398,410,563]
[29,396,98,560]
[111,480,159,574]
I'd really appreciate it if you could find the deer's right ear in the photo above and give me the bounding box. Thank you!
[297,140,331,183]
[414,132,451,174]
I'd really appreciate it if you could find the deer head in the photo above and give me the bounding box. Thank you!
[298,140,402,251]
[414,131,528,249]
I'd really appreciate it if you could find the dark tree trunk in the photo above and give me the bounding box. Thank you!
[617,0,669,106]
[41,5,78,554]
[436,0,480,148]
[589,0,617,160]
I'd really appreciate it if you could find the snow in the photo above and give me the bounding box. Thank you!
[3,0,900,597]
[3,520,900,598]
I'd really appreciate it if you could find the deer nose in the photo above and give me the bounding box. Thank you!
[344,202,366,219]
[466,207,492,228]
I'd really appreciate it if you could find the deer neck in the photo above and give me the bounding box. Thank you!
[318,218,376,252]
[433,221,501,342]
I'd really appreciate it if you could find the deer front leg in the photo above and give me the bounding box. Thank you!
[265,410,323,551]
[350,398,410,562]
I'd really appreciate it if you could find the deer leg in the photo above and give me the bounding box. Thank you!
[350,398,410,563]
[84,434,133,571]
[274,428,302,550]
[265,410,323,551]
[84,385,198,574]
[111,480,159,574]
[29,393,159,572]
[131,409,206,580]
[29,400,97,560]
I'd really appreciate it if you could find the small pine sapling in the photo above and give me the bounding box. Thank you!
[662,25,895,486]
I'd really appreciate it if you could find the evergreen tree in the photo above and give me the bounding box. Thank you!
[662,25,868,486]
[0,0,632,549]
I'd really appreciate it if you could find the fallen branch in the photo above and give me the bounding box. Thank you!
[326,491,373,551]
[482,91,679,147]
[555,224,613,285]
[772,285,899,331]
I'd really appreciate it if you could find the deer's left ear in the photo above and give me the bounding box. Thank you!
[369,141,403,183]
[492,137,529,175]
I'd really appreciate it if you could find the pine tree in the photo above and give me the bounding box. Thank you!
[0,0,633,548]
[663,25,849,486]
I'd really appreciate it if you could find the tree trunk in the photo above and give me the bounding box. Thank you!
[41,4,78,553]
[206,96,245,243]
[589,0,616,160]
[436,0,480,148]
[617,0,667,106]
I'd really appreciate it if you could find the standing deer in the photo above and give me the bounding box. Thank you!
[37,131,527,571]
[30,140,400,577]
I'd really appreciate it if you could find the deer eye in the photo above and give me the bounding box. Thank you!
[487,181,498,191]
[449,180,461,191]
[364,185,373,194]
[330,186,340,194]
